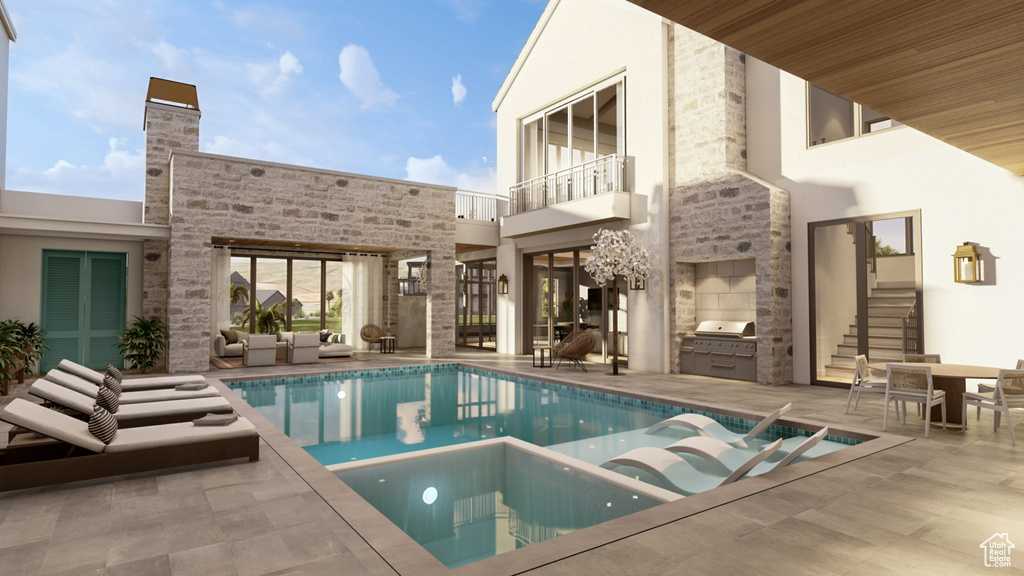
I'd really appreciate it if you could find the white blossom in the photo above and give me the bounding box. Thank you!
[584,228,651,287]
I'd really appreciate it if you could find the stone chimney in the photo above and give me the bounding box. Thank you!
[141,78,200,367]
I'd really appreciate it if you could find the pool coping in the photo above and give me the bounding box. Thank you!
[211,362,912,576]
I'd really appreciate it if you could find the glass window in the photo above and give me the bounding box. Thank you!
[808,84,854,146]
[547,106,570,173]
[596,84,620,157]
[523,117,544,181]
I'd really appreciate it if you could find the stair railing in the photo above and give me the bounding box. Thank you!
[901,301,918,354]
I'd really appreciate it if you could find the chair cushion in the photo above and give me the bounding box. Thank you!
[88,406,118,444]
[221,328,238,344]
[320,329,332,343]
[96,386,120,414]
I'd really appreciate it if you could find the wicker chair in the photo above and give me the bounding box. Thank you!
[553,329,597,372]
[360,323,386,351]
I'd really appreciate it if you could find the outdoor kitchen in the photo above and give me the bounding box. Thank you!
[679,260,758,382]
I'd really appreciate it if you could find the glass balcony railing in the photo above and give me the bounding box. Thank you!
[508,154,627,215]
[455,191,509,222]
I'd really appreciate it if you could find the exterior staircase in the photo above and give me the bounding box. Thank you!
[824,281,917,381]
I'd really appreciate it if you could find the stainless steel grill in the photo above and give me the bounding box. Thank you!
[681,321,757,382]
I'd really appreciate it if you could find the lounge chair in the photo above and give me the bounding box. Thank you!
[243,334,278,367]
[664,427,829,476]
[0,399,259,493]
[27,379,233,427]
[553,329,597,372]
[601,439,781,496]
[45,370,219,403]
[360,323,386,351]
[645,403,792,448]
[58,359,206,390]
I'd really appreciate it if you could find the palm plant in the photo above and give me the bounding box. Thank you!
[0,320,48,395]
[241,299,297,334]
[117,316,168,374]
[229,281,249,306]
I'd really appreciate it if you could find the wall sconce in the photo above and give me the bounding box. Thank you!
[628,276,645,291]
[952,242,981,283]
[497,274,508,295]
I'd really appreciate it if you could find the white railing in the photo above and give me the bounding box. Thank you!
[508,154,627,215]
[455,191,508,222]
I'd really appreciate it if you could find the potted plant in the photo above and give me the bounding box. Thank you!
[0,319,48,395]
[117,316,168,374]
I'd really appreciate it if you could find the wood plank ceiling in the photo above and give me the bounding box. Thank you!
[629,0,1024,175]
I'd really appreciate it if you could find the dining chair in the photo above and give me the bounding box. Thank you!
[962,369,1024,446]
[902,354,941,416]
[884,364,946,438]
[845,355,891,415]
[974,359,1024,420]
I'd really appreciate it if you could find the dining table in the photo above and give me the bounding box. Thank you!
[868,362,1002,430]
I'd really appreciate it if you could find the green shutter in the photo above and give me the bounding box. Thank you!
[40,251,86,372]
[40,250,127,371]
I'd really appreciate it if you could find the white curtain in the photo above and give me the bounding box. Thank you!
[210,247,232,354]
[342,254,384,350]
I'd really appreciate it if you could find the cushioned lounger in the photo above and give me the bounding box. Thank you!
[0,399,259,492]
[28,379,232,426]
[46,370,219,403]
[57,359,206,389]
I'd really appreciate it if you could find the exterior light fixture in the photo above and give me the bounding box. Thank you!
[628,276,645,291]
[952,242,981,283]
[497,274,509,295]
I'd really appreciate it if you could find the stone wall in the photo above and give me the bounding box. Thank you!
[162,151,456,373]
[142,103,201,371]
[668,25,793,386]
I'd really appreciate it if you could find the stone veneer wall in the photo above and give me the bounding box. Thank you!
[142,103,201,371]
[162,150,456,374]
[668,25,793,386]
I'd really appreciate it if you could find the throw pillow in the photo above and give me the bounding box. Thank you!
[221,329,238,344]
[319,329,331,343]
[193,412,239,426]
[88,405,118,444]
[96,385,120,414]
[236,331,249,343]
[106,364,124,383]
[103,373,123,396]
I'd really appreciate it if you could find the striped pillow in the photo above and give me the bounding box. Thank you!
[103,374,123,396]
[96,385,119,414]
[88,406,118,444]
[106,365,124,383]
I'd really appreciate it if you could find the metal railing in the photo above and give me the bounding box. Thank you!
[455,191,508,222]
[901,301,918,355]
[399,277,425,296]
[508,154,627,215]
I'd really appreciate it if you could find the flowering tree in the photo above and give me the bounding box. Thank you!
[584,229,651,374]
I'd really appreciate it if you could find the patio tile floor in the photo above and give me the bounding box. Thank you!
[2,348,1022,575]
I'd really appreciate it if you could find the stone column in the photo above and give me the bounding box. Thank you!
[425,248,456,358]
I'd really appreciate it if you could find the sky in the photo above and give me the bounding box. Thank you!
[4,0,548,201]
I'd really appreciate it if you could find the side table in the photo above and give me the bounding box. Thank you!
[533,345,552,368]
[380,336,396,354]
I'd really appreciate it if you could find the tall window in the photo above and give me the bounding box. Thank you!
[519,80,624,181]
[807,83,902,147]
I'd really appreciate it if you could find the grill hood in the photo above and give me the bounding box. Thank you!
[695,320,755,338]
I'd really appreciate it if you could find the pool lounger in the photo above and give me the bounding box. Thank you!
[0,399,259,493]
[646,403,793,448]
[46,370,220,403]
[57,359,206,390]
[664,427,829,476]
[601,439,781,496]
[26,378,233,428]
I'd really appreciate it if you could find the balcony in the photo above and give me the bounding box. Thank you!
[502,154,630,238]
[455,191,506,252]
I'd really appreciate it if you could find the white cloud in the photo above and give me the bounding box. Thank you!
[248,51,303,98]
[452,74,467,106]
[436,0,486,23]
[203,135,313,167]
[9,138,145,201]
[338,44,398,109]
[404,155,496,194]
[151,40,193,82]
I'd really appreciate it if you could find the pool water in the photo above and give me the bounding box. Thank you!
[228,364,853,568]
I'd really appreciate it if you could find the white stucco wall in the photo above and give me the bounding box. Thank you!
[0,234,144,327]
[494,0,671,372]
[747,57,1024,384]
